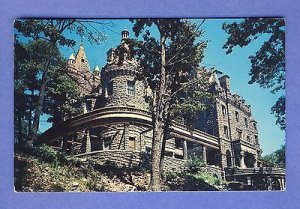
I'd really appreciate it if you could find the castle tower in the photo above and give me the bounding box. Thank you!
[74,42,91,72]
[67,43,100,97]
[100,29,149,110]
[90,29,151,153]
[68,53,75,65]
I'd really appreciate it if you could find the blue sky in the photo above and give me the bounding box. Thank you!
[40,19,285,155]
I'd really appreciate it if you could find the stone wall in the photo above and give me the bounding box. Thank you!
[101,65,149,111]
[76,150,186,172]
[76,150,223,179]
[163,156,186,173]
[78,150,142,167]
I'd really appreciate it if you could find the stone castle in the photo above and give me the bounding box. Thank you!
[41,29,285,191]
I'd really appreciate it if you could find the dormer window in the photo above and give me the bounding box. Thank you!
[81,58,85,63]
[127,81,135,96]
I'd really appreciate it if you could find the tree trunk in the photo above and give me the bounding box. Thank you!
[28,90,34,139]
[159,123,169,180]
[149,120,164,191]
[30,45,55,143]
[149,34,167,191]
[17,109,23,144]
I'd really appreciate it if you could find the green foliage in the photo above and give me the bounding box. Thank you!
[262,144,285,168]
[165,155,225,190]
[223,18,285,130]
[30,144,81,167]
[14,19,108,142]
[14,38,83,143]
[185,154,205,173]
[130,19,212,190]
[131,19,212,126]
[271,95,285,130]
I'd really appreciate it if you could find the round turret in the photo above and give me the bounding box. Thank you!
[100,30,149,111]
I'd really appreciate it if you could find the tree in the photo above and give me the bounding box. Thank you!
[130,19,210,191]
[222,18,285,130]
[14,38,82,147]
[14,19,108,143]
[14,40,40,144]
[262,144,285,167]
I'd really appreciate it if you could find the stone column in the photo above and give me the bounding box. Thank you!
[240,151,246,168]
[278,178,283,190]
[254,154,258,168]
[267,176,272,191]
[202,145,207,165]
[83,100,87,114]
[183,140,188,160]
[280,178,286,190]
[85,129,91,153]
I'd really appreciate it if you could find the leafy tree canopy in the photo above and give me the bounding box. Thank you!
[222,18,285,130]
[262,144,285,168]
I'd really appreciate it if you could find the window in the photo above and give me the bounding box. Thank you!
[235,111,239,122]
[246,135,250,143]
[175,138,183,148]
[221,105,226,116]
[127,81,135,96]
[81,58,85,63]
[86,100,92,111]
[255,135,258,144]
[107,81,113,96]
[244,118,248,128]
[224,126,229,138]
[237,129,242,140]
[128,137,136,150]
[103,139,111,150]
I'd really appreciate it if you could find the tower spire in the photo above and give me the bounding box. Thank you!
[74,42,90,71]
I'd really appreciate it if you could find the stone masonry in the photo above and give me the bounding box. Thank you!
[43,29,285,190]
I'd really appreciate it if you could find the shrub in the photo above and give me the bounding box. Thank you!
[32,144,59,163]
[185,154,205,173]
[31,144,79,167]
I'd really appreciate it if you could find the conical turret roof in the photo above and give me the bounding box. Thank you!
[68,53,75,60]
[94,65,100,72]
[74,42,90,71]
